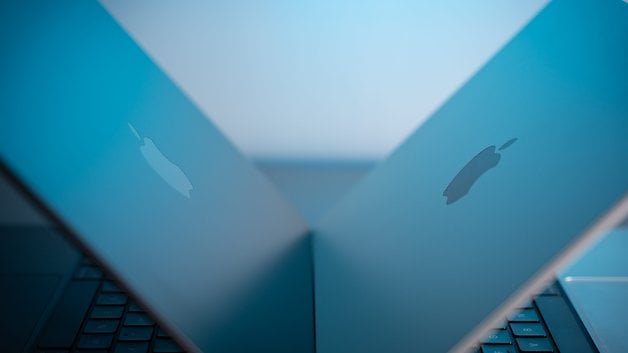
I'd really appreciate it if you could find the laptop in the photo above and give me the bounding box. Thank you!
[0,1,627,353]
[0,0,314,352]
[312,0,628,352]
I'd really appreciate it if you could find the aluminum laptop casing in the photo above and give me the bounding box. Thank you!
[313,0,628,352]
[0,1,313,352]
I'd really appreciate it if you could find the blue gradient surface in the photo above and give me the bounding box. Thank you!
[0,1,313,352]
[314,0,628,352]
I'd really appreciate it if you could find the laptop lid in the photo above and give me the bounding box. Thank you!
[0,1,313,352]
[313,0,628,352]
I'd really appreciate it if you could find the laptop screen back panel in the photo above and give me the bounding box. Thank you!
[0,1,313,352]
[314,1,628,352]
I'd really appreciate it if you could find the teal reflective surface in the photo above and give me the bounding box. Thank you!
[0,1,312,352]
[314,1,628,352]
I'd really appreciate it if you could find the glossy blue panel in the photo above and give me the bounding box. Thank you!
[0,1,312,352]
[314,0,628,352]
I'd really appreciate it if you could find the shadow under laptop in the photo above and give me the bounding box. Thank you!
[197,232,315,353]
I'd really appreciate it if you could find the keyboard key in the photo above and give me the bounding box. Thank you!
[519,300,534,309]
[91,306,124,319]
[84,319,119,334]
[80,257,95,265]
[508,309,540,322]
[118,326,153,341]
[510,323,547,337]
[481,345,516,353]
[77,334,113,349]
[128,302,144,312]
[38,281,99,348]
[492,320,508,330]
[153,338,184,352]
[74,266,103,279]
[101,281,122,293]
[124,313,154,326]
[482,330,512,344]
[96,293,128,305]
[114,342,149,353]
[156,328,170,337]
[517,338,554,352]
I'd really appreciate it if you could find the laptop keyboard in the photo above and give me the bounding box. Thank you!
[36,259,185,353]
[479,291,559,353]
[37,258,562,353]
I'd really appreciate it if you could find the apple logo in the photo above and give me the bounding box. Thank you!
[128,123,193,198]
[443,138,517,205]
